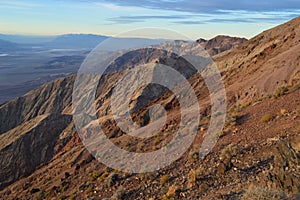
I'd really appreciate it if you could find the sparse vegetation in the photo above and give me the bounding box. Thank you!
[296,108,300,116]
[274,86,289,98]
[260,114,273,123]
[187,169,197,188]
[69,194,75,200]
[58,196,67,200]
[241,186,287,200]
[154,135,160,144]
[162,185,179,200]
[90,170,100,181]
[104,172,118,187]
[160,174,169,185]
[195,167,205,178]
[188,148,200,162]
[198,183,210,195]
[220,144,238,161]
[61,185,68,192]
[241,101,252,108]
[98,171,110,182]
[111,186,126,200]
[226,112,240,127]
[280,109,287,115]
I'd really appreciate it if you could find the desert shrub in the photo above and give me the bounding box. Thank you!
[162,185,179,200]
[241,186,287,200]
[220,144,238,161]
[188,149,199,162]
[261,114,273,123]
[160,174,169,185]
[226,113,240,127]
[187,169,197,188]
[187,167,205,186]
[216,128,231,139]
[229,104,242,113]
[58,196,66,200]
[241,101,252,108]
[111,186,126,200]
[61,185,68,192]
[98,171,110,182]
[154,133,162,144]
[139,173,156,186]
[291,83,300,92]
[90,170,99,181]
[104,173,118,187]
[274,86,289,98]
[280,109,287,115]
[69,194,75,200]
[195,166,205,178]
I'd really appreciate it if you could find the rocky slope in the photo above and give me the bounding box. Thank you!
[197,35,248,56]
[0,17,299,199]
[215,16,300,103]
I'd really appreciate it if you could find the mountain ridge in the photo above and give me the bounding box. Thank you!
[197,35,248,56]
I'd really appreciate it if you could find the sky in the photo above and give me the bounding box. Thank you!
[0,0,300,40]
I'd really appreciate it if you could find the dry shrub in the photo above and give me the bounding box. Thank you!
[280,109,287,115]
[187,169,196,188]
[260,114,273,123]
[111,186,126,200]
[220,144,238,161]
[160,174,169,185]
[241,186,286,200]
[162,185,179,200]
[274,86,289,98]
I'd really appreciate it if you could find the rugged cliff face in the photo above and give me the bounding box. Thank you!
[0,17,299,200]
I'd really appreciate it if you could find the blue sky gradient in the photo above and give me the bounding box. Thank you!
[0,0,299,39]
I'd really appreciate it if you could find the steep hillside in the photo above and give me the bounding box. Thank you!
[0,17,299,200]
[215,16,300,103]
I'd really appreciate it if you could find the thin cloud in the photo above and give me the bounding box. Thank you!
[98,3,143,11]
[121,15,188,19]
[81,0,300,26]
[0,0,43,8]
[108,11,300,25]
[107,17,144,24]
[85,0,300,13]
[107,15,193,24]
[173,21,206,25]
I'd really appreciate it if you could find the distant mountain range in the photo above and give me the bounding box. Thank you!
[0,34,109,50]
[0,39,19,52]
[0,34,54,44]
[0,33,249,54]
[0,33,167,51]
[45,34,109,49]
